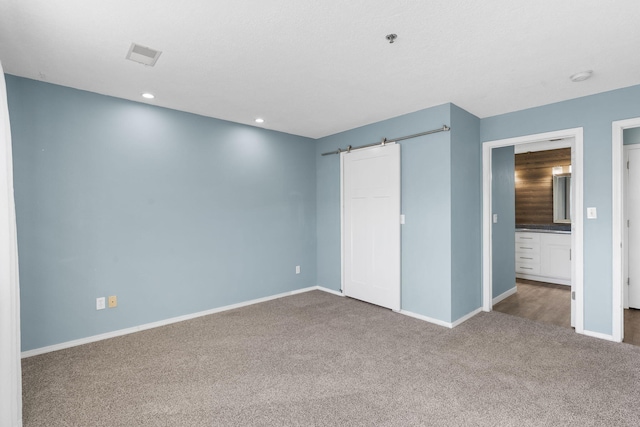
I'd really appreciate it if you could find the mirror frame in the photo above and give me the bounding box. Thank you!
[553,173,572,223]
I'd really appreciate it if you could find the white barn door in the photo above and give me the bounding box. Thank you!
[341,143,401,311]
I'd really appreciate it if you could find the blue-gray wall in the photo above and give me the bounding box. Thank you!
[11,72,640,349]
[399,109,452,322]
[315,104,483,323]
[481,84,640,335]
[7,76,317,351]
[450,105,482,320]
[491,146,516,298]
[624,127,640,145]
[315,105,454,321]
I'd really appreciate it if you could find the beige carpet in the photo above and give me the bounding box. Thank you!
[22,290,640,426]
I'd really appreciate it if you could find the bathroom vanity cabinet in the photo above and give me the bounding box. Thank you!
[515,230,571,285]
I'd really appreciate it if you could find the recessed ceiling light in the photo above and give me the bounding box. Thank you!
[570,70,593,82]
[142,93,155,99]
[255,118,265,123]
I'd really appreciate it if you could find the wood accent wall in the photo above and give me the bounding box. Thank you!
[515,148,571,225]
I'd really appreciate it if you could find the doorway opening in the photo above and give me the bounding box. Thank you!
[613,118,640,344]
[482,128,584,335]
[494,279,572,329]
[493,143,573,329]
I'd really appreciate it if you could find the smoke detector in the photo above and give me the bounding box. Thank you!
[570,70,592,83]
[126,43,162,66]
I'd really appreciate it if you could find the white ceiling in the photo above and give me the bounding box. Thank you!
[1,0,639,139]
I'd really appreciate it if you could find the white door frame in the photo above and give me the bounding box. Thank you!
[622,144,640,311]
[623,145,630,311]
[482,128,584,335]
[0,63,22,427]
[612,117,640,343]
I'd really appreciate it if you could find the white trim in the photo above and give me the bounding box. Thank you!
[289,286,320,295]
[399,310,453,328]
[22,286,321,358]
[399,307,482,328]
[451,308,483,327]
[340,152,345,300]
[0,62,22,427]
[316,286,345,297]
[482,128,584,335]
[622,145,638,311]
[582,329,616,342]
[516,273,571,286]
[22,283,485,361]
[573,132,584,333]
[514,139,572,154]
[492,286,517,305]
[612,117,640,343]
[482,142,492,312]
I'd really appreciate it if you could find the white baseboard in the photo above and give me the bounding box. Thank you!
[581,329,617,342]
[21,285,488,358]
[399,310,453,328]
[451,307,483,327]
[493,286,517,305]
[22,286,321,359]
[400,307,483,329]
[315,286,344,297]
[516,273,570,286]
[289,286,321,295]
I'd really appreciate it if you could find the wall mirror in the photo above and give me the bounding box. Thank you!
[553,173,571,223]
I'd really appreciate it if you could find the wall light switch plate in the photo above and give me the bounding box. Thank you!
[400,214,405,225]
[96,297,105,310]
[108,295,117,308]
[587,207,597,219]
[493,213,498,224]
[295,265,301,274]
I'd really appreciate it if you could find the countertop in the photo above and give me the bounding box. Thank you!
[516,224,571,234]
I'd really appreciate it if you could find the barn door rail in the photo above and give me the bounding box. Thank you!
[320,125,450,156]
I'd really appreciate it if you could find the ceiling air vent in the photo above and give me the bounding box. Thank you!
[126,43,162,66]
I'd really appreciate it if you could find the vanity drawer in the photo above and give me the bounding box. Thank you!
[516,263,541,275]
[515,242,540,254]
[516,252,540,264]
[515,232,540,243]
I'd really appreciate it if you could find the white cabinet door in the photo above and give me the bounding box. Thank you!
[515,232,570,284]
[342,143,401,311]
[541,234,571,280]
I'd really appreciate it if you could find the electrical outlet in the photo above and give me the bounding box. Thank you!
[96,297,105,310]
[295,265,301,274]
[108,295,117,308]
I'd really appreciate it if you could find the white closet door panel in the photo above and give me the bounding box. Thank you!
[342,144,400,311]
